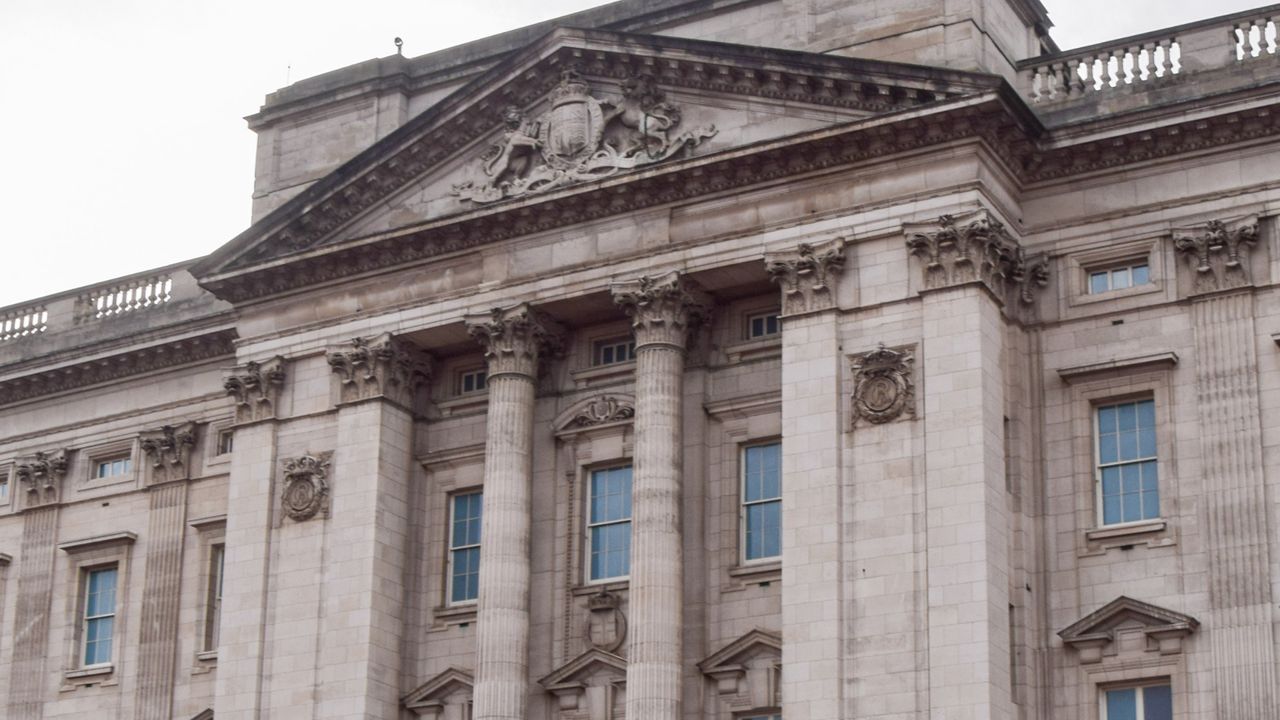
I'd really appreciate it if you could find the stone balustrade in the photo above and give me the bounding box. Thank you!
[0,304,48,343]
[1020,6,1278,104]
[74,273,174,323]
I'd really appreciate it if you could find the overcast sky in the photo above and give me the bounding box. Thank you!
[0,0,1263,308]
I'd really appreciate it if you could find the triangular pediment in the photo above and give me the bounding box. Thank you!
[193,27,1006,301]
[403,666,474,712]
[698,627,782,674]
[1059,596,1198,643]
[538,647,628,690]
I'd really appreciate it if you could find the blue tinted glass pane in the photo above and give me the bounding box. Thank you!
[85,617,113,664]
[1119,431,1139,461]
[1113,268,1131,289]
[1138,426,1156,458]
[1136,400,1155,427]
[1122,492,1142,523]
[1101,467,1121,497]
[1143,685,1172,720]
[1099,434,1118,464]
[1106,688,1138,720]
[1121,464,1141,493]
[1090,272,1109,294]
[762,444,781,499]
[762,501,781,558]
[87,569,116,615]
[745,504,764,560]
[1103,492,1122,525]
[745,447,763,502]
[1141,461,1159,491]
[1117,403,1136,432]
[1132,264,1150,286]
[1098,406,1117,433]
[451,548,479,602]
[1142,486,1160,520]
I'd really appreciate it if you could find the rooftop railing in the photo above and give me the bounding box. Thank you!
[1020,6,1279,104]
[0,264,213,349]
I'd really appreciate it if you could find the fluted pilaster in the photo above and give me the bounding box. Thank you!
[134,481,189,719]
[465,303,563,720]
[611,271,709,720]
[7,506,59,720]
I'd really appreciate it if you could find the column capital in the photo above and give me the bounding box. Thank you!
[904,210,1049,309]
[224,356,287,424]
[764,237,848,315]
[139,422,199,486]
[464,302,565,379]
[1172,216,1259,296]
[327,333,433,408]
[611,270,711,349]
[15,449,68,507]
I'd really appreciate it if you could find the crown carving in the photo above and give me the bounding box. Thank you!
[281,453,332,522]
[224,356,287,423]
[850,344,915,426]
[765,237,849,315]
[15,449,69,507]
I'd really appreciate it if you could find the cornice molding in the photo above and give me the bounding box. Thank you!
[0,328,237,408]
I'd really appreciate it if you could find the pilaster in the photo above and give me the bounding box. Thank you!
[907,212,1017,720]
[464,304,564,720]
[1173,218,1278,716]
[610,270,709,720]
[315,334,427,719]
[133,476,190,720]
[766,240,849,720]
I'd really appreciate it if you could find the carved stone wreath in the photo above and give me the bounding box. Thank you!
[850,343,915,425]
[281,453,332,522]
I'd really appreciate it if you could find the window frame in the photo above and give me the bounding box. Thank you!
[1093,398,1160,527]
[1098,679,1173,720]
[745,311,781,340]
[740,441,782,565]
[93,455,132,480]
[1087,261,1151,295]
[80,565,118,668]
[592,336,636,367]
[457,367,488,396]
[0,463,10,506]
[203,543,225,653]
[585,464,633,585]
[446,490,483,607]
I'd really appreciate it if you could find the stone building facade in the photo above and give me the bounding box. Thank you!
[2,1,1280,718]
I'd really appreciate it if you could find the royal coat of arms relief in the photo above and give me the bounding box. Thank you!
[452,68,718,204]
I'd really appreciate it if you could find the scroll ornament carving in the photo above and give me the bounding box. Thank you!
[281,453,332,522]
[571,396,635,428]
[139,422,198,484]
[611,270,712,348]
[1172,218,1259,294]
[905,211,1049,307]
[452,68,717,204]
[850,343,915,425]
[224,356,287,423]
[464,303,565,378]
[765,237,848,315]
[327,333,432,407]
[585,588,628,653]
[15,449,68,505]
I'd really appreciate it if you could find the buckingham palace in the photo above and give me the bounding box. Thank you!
[2,1,1280,718]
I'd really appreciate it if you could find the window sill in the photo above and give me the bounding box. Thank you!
[431,602,478,629]
[570,362,635,388]
[195,650,218,662]
[725,561,781,591]
[572,579,629,597]
[65,665,114,680]
[435,393,488,418]
[718,336,782,365]
[1087,518,1166,541]
[62,664,118,689]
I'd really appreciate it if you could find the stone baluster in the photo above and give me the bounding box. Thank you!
[611,271,710,720]
[465,304,563,720]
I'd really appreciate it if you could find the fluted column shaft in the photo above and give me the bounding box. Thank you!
[612,272,708,720]
[466,304,563,720]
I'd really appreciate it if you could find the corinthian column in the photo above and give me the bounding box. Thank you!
[611,271,710,720]
[465,304,564,720]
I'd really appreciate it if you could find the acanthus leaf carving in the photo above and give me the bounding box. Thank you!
[765,237,848,315]
[139,422,198,485]
[327,333,432,408]
[224,356,287,423]
[904,210,1049,311]
[1172,217,1260,294]
[610,270,711,348]
[464,303,565,378]
[281,453,332,522]
[850,343,915,426]
[570,396,635,428]
[451,68,717,205]
[15,449,69,506]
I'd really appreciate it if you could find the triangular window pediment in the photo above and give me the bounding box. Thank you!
[1058,596,1198,663]
[539,648,627,718]
[699,628,781,711]
[403,666,474,718]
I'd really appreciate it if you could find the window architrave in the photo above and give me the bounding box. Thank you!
[58,532,135,686]
[189,514,226,667]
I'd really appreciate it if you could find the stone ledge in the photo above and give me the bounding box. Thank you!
[58,531,137,554]
[1057,352,1178,383]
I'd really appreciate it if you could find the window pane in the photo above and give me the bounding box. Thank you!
[1141,483,1160,519]
[1090,272,1109,294]
[1141,461,1159,491]
[1143,685,1172,720]
[1121,463,1142,494]
[87,569,117,615]
[85,617,113,664]
[1113,267,1131,289]
[1132,264,1150,285]
[1101,466,1121,498]
[1105,688,1138,720]
[451,547,480,603]
[1103,493,1122,526]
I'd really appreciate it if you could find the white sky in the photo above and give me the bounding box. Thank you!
[0,0,1263,308]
